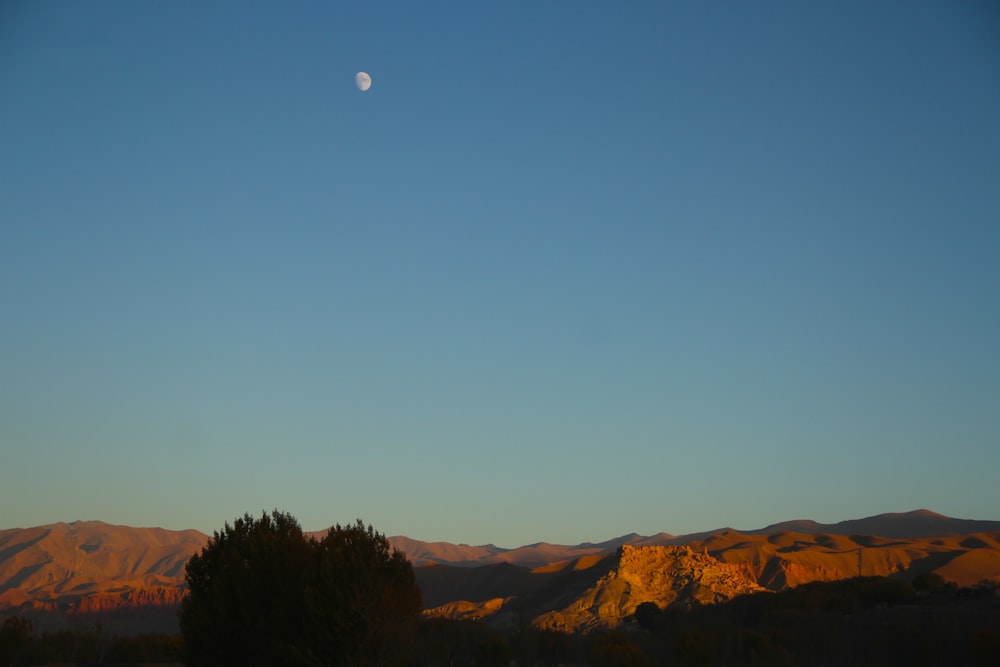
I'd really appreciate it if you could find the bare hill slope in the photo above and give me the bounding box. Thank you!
[0,521,208,633]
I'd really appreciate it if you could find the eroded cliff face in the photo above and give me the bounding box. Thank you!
[64,587,187,613]
[532,545,765,633]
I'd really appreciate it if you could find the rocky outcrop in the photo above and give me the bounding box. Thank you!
[423,596,511,621]
[533,545,765,633]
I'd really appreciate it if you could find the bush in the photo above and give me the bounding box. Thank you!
[633,602,662,631]
[912,572,954,593]
[180,510,421,667]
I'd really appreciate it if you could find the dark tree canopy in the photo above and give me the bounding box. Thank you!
[633,601,662,631]
[180,511,421,667]
[305,520,423,667]
[0,616,34,667]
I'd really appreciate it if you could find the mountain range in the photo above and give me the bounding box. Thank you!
[2,510,998,634]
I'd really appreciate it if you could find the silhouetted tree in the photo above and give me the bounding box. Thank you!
[633,601,662,631]
[303,520,422,667]
[180,510,420,667]
[181,510,313,666]
[912,572,953,593]
[535,627,574,666]
[0,616,33,667]
[473,634,513,667]
[674,625,718,667]
[589,630,653,667]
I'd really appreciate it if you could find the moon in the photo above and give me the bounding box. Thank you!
[355,72,372,91]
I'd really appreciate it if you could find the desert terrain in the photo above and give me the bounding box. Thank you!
[1,509,998,635]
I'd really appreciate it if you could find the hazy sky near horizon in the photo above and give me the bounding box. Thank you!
[2,1,998,547]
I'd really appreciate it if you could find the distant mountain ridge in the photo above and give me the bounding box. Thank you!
[745,509,1000,540]
[2,510,999,634]
[389,509,1000,567]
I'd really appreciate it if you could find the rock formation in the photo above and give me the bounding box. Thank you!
[532,545,765,633]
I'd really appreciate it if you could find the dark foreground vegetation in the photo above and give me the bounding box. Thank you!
[2,512,998,666]
[5,578,998,666]
[413,577,1000,667]
[180,510,421,666]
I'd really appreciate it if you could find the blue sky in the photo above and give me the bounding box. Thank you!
[2,1,998,547]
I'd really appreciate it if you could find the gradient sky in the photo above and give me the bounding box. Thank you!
[2,1,998,548]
